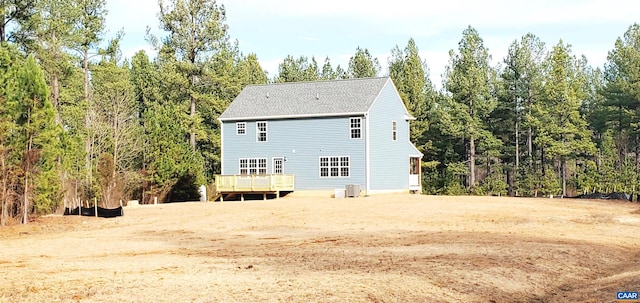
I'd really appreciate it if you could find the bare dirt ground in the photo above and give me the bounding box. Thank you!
[1,194,639,303]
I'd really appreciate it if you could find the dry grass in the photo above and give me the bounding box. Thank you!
[1,194,639,303]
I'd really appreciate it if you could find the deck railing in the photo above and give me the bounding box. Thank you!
[215,174,295,193]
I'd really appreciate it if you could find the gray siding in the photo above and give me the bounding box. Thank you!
[222,116,366,190]
[368,81,416,191]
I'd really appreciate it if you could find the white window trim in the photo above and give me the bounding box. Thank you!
[319,156,350,178]
[239,158,267,175]
[392,120,397,141]
[256,121,268,142]
[350,117,362,139]
[236,122,246,135]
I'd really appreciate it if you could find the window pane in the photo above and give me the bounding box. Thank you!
[257,121,267,142]
[274,158,283,174]
[320,167,328,177]
[350,117,361,139]
[341,167,349,177]
[237,122,246,135]
[331,167,339,177]
[392,121,397,141]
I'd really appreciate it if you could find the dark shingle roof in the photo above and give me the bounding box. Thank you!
[219,77,390,121]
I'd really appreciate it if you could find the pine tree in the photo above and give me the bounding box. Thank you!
[0,44,21,225]
[0,0,35,43]
[7,55,61,223]
[274,55,321,82]
[495,33,546,195]
[602,23,640,175]
[532,41,596,196]
[444,26,497,190]
[388,38,437,152]
[158,0,229,151]
[347,47,380,78]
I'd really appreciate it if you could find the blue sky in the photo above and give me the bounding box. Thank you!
[106,0,638,87]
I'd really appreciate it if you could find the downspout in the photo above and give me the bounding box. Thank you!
[219,119,224,174]
[365,112,371,196]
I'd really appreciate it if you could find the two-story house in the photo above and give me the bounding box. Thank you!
[216,77,422,198]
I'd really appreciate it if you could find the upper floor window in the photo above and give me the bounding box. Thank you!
[236,122,246,135]
[257,121,267,142]
[350,117,361,139]
[392,121,397,141]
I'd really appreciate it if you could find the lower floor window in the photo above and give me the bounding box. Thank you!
[320,156,349,177]
[239,158,267,175]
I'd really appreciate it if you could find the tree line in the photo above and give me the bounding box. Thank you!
[1,0,639,225]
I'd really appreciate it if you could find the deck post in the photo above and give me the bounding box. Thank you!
[241,193,244,202]
[263,193,267,200]
[276,191,280,199]
[220,194,224,202]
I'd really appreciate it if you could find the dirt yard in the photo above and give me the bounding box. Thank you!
[1,194,639,303]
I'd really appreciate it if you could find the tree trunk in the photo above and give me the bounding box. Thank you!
[1,153,7,226]
[617,105,625,170]
[506,169,514,196]
[541,147,545,176]
[84,48,89,105]
[22,166,28,224]
[469,134,476,189]
[50,32,61,123]
[0,4,5,44]
[635,135,639,188]
[515,120,520,173]
[190,95,196,150]
[22,135,32,225]
[561,158,566,197]
[110,99,119,207]
[527,94,533,165]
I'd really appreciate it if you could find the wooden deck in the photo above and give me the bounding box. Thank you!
[214,174,295,201]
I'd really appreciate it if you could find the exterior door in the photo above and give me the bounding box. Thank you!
[273,157,284,174]
[409,157,421,192]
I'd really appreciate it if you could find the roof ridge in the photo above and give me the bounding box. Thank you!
[245,76,389,88]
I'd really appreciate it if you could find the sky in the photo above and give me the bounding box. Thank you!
[105,0,638,88]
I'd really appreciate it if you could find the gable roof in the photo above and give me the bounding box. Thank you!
[219,77,391,121]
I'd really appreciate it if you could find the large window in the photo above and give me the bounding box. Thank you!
[256,121,267,142]
[236,122,246,135]
[320,156,350,177]
[350,117,361,139]
[392,121,397,141]
[239,158,267,175]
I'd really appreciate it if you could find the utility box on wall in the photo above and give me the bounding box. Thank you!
[345,184,360,198]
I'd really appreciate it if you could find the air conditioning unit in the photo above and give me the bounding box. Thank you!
[345,184,360,198]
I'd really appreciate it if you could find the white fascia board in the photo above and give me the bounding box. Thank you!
[219,112,367,122]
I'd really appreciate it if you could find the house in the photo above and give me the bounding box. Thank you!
[216,77,422,197]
